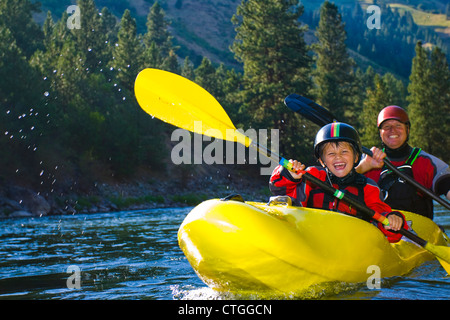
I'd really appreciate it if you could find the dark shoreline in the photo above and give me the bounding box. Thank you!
[0,164,271,219]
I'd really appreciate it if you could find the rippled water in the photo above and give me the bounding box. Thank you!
[0,204,448,300]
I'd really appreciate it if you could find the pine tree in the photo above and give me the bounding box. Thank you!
[231,0,312,157]
[408,42,450,160]
[407,42,432,153]
[313,1,355,121]
[0,0,42,107]
[428,47,450,161]
[349,67,375,129]
[382,73,407,108]
[0,0,43,58]
[195,57,220,99]
[360,74,393,147]
[181,56,195,80]
[111,9,143,92]
[161,49,180,74]
[73,0,109,73]
[144,2,174,62]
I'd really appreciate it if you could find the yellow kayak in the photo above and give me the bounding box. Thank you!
[178,196,450,296]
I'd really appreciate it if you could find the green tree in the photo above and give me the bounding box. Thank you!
[360,74,393,147]
[231,0,312,157]
[0,0,43,58]
[0,28,36,107]
[181,56,195,80]
[382,72,407,108]
[349,66,376,129]
[408,42,450,161]
[313,1,355,120]
[161,49,180,74]
[73,0,109,73]
[195,57,220,99]
[111,9,143,91]
[143,1,175,63]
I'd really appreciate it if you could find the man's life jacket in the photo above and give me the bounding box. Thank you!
[378,147,433,219]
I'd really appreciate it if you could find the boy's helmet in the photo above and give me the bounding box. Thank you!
[314,122,363,162]
[377,105,410,128]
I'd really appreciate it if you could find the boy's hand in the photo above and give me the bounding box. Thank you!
[385,213,403,231]
[288,159,306,180]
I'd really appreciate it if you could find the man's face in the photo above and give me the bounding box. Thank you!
[379,119,409,150]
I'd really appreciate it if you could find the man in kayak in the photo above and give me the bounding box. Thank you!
[269,122,407,243]
[356,106,450,220]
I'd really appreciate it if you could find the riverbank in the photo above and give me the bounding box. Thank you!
[0,163,271,218]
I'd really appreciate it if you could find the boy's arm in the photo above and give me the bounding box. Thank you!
[364,179,408,243]
[269,165,302,197]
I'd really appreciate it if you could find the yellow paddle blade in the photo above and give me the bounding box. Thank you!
[424,242,450,274]
[134,68,252,147]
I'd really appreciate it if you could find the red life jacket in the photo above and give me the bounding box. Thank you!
[305,169,369,221]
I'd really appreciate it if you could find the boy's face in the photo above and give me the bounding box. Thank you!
[319,141,358,178]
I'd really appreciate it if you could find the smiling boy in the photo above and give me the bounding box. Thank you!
[269,122,406,243]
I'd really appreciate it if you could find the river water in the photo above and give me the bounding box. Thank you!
[0,204,449,300]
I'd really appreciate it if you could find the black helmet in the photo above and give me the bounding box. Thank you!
[314,122,363,162]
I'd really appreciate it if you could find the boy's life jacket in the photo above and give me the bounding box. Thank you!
[269,165,407,243]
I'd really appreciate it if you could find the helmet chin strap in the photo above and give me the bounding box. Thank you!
[323,166,358,187]
[320,156,359,187]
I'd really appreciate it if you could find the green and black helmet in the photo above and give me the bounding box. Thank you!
[314,122,363,163]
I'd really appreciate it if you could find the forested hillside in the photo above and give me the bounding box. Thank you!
[1,0,449,214]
